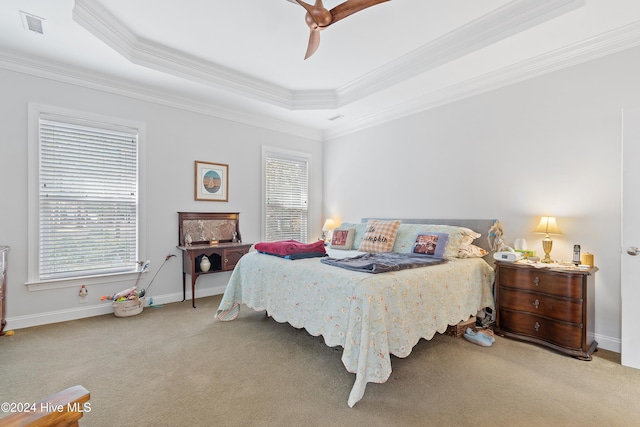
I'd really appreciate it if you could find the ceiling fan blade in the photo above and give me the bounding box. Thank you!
[294,0,321,23]
[330,0,390,24]
[294,0,316,14]
[304,30,321,59]
[290,0,385,58]
[294,0,334,28]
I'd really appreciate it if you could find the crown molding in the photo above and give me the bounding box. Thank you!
[72,0,584,111]
[3,18,640,143]
[72,0,305,109]
[324,20,640,140]
[336,0,585,106]
[3,6,639,143]
[0,49,323,141]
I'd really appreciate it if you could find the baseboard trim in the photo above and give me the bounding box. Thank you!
[4,285,623,356]
[594,333,620,353]
[5,284,228,331]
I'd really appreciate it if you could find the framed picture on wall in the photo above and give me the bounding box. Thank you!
[195,161,228,201]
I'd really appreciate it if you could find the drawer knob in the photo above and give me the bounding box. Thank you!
[533,277,539,286]
[533,299,540,309]
[534,322,541,332]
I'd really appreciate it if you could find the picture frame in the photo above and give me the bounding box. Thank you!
[195,161,228,202]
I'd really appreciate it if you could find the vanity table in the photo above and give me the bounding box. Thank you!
[177,212,251,308]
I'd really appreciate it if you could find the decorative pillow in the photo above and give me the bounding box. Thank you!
[460,230,482,246]
[412,232,449,258]
[330,228,356,250]
[458,243,489,258]
[391,224,482,259]
[339,222,368,248]
[358,219,401,253]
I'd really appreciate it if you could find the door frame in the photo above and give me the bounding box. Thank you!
[621,108,640,369]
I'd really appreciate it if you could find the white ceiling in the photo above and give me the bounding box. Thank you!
[2,0,640,140]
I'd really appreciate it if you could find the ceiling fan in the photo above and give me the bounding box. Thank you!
[286,0,391,59]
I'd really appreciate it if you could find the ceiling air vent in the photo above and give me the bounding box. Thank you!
[20,11,45,35]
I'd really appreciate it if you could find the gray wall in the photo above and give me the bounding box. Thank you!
[0,68,323,326]
[3,44,639,353]
[323,46,640,352]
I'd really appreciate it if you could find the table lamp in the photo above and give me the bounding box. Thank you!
[322,219,336,243]
[534,216,563,263]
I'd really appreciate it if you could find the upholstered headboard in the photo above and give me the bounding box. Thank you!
[361,218,498,264]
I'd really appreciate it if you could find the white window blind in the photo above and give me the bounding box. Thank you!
[38,117,139,280]
[265,151,309,242]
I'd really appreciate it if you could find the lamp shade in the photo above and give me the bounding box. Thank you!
[534,216,562,235]
[322,219,336,231]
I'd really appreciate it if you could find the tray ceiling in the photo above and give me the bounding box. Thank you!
[2,0,640,140]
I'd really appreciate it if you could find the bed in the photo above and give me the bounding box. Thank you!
[215,219,497,407]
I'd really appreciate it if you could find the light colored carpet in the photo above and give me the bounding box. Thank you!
[1,294,639,426]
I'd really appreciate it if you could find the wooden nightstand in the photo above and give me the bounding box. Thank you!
[494,261,598,360]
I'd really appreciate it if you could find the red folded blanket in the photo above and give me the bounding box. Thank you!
[254,240,326,256]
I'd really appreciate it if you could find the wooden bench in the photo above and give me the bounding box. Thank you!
[0,385,90,426]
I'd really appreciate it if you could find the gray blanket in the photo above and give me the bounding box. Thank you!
[320,252,447,274]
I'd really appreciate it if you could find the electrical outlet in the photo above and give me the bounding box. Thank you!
[78,295,88,304]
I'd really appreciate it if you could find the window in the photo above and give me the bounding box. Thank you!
[263,147,310,242]
[28,104,144,283]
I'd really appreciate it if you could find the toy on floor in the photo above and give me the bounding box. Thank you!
[100,286,142,301]
[100,254,175,304]
[142,254,175,300]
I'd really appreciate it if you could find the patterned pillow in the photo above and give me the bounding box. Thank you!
[392,224,481,258]
[460,229,482,246]
[358,220,401,253]
[458,243,488,258]
[411,232,449,258]
[338,223,368,248]
[330,228,356,250]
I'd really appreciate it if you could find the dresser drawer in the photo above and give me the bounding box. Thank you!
[499,287,583,323]
[499,310,583,350]
[498,267,583,298]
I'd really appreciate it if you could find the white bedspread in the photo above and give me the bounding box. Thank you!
[216,249,495,407]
